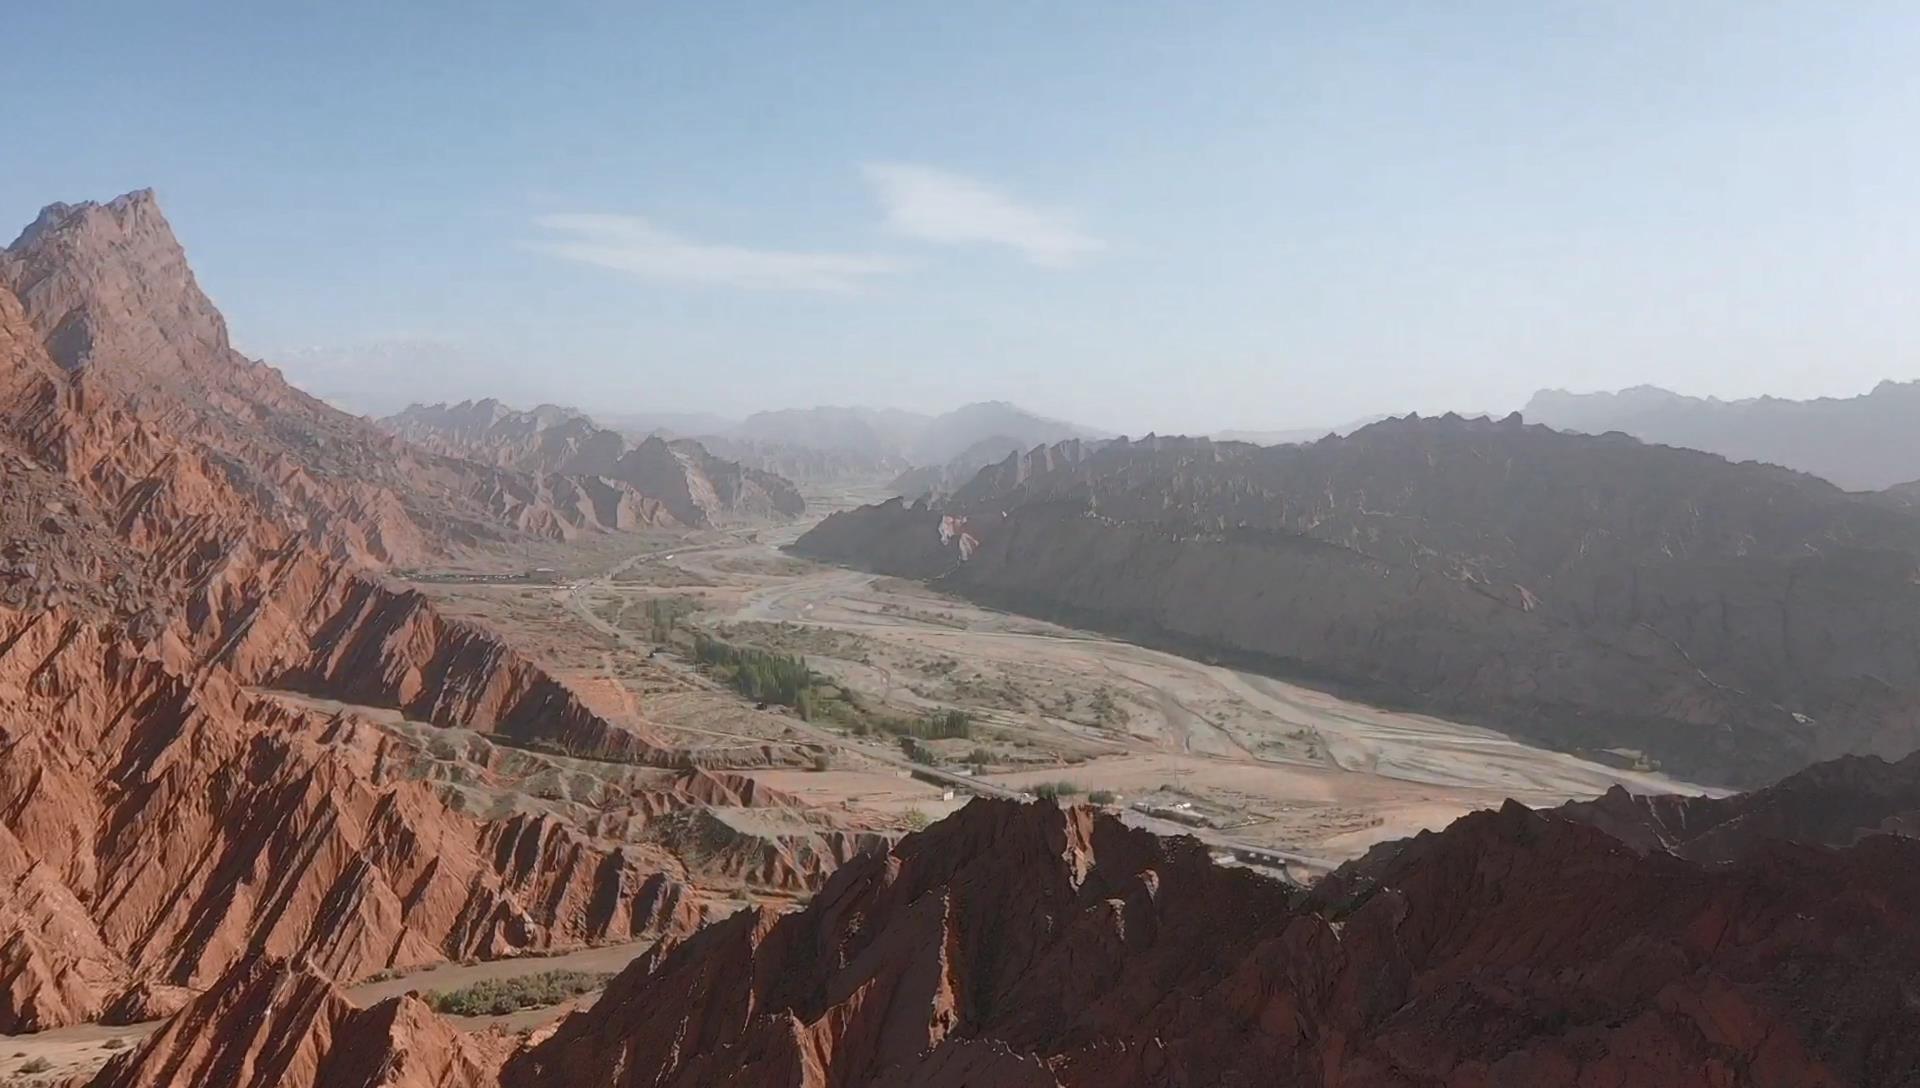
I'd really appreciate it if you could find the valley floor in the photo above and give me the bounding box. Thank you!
[420,486,1712,871]
[0,490,1718,1080]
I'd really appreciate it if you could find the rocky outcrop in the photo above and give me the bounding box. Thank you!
[82,755,1920,1087]
[2,192,629,560]
[90,955,508,1088]
[797,419,1920,786]
[383,400,804,524]
[497,793,1920,1087]
[612,771,893,895]
[667,437,807,521]
[0,191,825,1032]
[0,604,705,1032]
[888,434,1042,499]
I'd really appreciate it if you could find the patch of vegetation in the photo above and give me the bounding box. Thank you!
[1032,781,1084,801]
[423,969,615,1017]
[1087,789,1116,805]
[813,682,976,750]
[910,708,975,740]
[692,633,819,708]
[642,596,701,642]
[718,621,871,661]
[902,807,932,831]
[19,1057,53,1074]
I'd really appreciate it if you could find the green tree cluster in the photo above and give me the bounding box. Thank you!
[692,633,818,708]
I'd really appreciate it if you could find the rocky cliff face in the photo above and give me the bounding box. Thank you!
[2,192,641,560]
[100,762,1920,1088]
[796,418,1920,786]
[383,400,805,525]
[89,955,510,1088]
[887,433,1054,499]
[0,192,825,1033]
[496,793,1920,1086]
[0,597,710,1032]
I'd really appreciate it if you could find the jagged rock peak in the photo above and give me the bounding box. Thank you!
[4,187,230,376]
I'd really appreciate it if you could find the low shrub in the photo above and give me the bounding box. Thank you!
[423,970,615,1017]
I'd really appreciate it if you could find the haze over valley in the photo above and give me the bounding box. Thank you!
[13,5,1920,1087]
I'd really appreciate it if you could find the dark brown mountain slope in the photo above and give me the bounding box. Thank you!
[94,757,1920,1088]
[382,399,804,525]
[796,417,1920,786]
[1554,749,1920,862]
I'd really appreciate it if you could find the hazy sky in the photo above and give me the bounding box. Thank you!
[9,2,1920,433]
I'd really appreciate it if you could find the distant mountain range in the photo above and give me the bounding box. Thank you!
[724,400,1101,467]
[1524,381,1920,491]
[798,414,1920,788]
[1212,415,1392,446]
[381,399,805,524]
[580,400,1103,488]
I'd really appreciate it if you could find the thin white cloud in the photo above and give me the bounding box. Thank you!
[862,162,1104,267]
[529,213,900,293]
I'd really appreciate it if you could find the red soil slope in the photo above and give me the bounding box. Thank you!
[93,773,1920,1087]
[0,193,812,1031]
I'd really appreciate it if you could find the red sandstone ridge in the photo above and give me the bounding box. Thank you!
[82,763,1920,1087]
[0,191,824,1032]
[89,955,508,1088]
[2,191,662,564]
[500,792,1920,1087]
[0,607,706,1033]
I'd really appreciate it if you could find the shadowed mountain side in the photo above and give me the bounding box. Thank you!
[795,420,1920,786]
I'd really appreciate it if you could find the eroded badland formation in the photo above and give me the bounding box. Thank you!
[0,192,870,1043]
[4,191,1920,1087]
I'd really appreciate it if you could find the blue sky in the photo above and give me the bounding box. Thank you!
[10,2,1920,432]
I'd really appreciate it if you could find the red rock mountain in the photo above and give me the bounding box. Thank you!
[797,422,1920,786]
[93,756,1920,1087]
[0,192,814,1032]
[383,399,806,525]
[88,954,508,1088]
